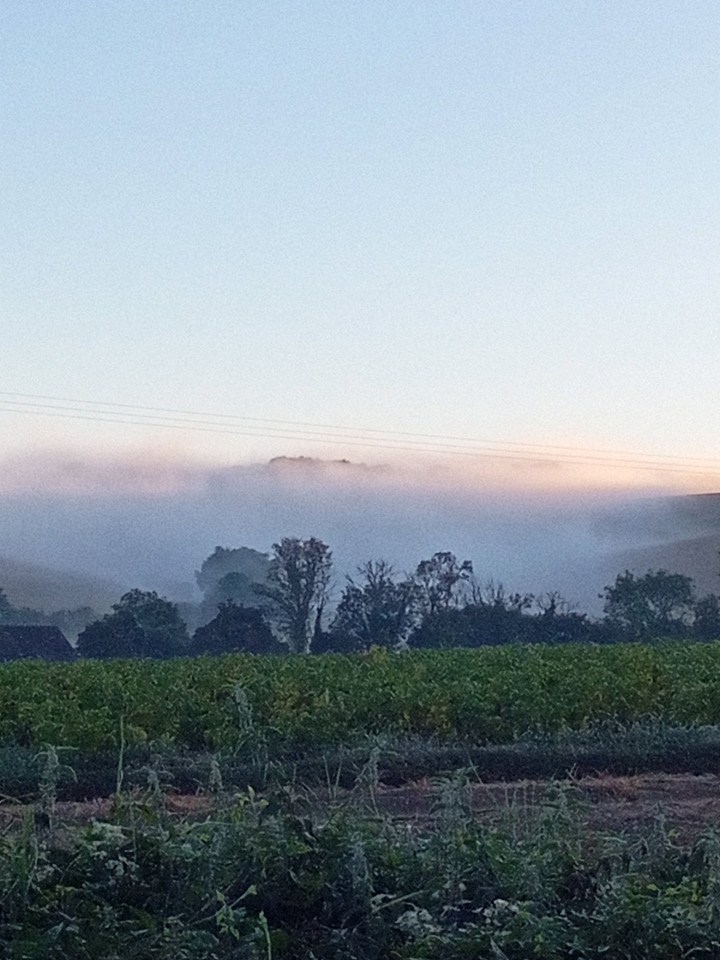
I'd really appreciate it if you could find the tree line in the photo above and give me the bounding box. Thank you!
[2,537,720,658]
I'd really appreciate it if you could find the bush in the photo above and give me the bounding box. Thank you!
[192,601,284,655]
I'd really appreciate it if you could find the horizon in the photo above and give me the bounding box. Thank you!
[1,448,719,623]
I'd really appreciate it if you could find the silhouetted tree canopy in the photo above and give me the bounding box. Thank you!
[693,593,720,640]
[409,584,614,648]
[414,552,473,615]
[410,604,530,648]
[329,561,420,651]
[602,569,696,640]
[10,532,720,660]
[195,546,270,595]
[192,601,283,655]
[77,589,189,659]
[258,538,332,653]
[0,588,13,624]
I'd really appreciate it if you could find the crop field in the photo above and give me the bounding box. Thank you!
[2,641,720,752]
[5,643,720,958]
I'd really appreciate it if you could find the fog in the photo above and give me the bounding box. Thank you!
[0,452,715,616]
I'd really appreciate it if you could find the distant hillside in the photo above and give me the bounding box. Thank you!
[0,555,121,614]
[601,494,720,597]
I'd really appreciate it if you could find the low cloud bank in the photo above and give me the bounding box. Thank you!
[0,453,714,616]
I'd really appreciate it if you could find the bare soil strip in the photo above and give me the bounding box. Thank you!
[3,772,720,841]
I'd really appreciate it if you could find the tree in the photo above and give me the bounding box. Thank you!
[601,569,696,641]
[414,552,473,615]
[195,546,270,595]
[409,581,526,649]
[410,581,566,649]
[410,603,531,648]
[329,561,420,651]
[195,546,272,623]
[0,588,14,624]
[472,580,534,613]
[77,589,189,659]
[530,608,609,645]
[192,601,283,655]
[693,594,720,640]
[259,538,332,653]
[527,592,605,644]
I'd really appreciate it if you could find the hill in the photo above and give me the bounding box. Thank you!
[601,493,720,596]
[0,555,121,615]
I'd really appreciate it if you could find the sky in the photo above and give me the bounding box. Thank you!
[2,0,720,488]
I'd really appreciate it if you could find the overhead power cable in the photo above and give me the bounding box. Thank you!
[2,389,719,463]
[0,390,719,479]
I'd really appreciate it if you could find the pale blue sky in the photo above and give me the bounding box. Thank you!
[2,1,719,476]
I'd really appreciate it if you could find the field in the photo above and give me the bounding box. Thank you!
[4,642,720,958]
[3,642,720,752]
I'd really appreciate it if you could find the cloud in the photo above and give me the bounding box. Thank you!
[0,451,714,617]
[0,450,207,496]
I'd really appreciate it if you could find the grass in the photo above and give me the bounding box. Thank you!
[3,771,720,958]
[4,720,720,802]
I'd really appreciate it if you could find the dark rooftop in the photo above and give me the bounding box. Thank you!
[0,625,76,662]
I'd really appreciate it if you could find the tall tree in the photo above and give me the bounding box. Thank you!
[260,538,332,653]
[602,569,696,640]
[414,552,473,615]
[330,561,420,651]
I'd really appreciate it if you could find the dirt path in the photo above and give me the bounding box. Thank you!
[372,772,720,841]
[3,773,720,841]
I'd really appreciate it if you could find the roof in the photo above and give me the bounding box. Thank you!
[0,625,76,662]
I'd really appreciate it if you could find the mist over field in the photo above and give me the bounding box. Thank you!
[0,452,717,617]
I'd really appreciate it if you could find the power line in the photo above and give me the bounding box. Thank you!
[1,394,717,476]
[2,389,719,464]
[0,390,719,479]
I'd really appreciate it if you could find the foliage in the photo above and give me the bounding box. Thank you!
[531,606,611,645]
[195,545,272,623]
[474,580,534,612]
[192,601,284,655]
[414,552,473,615]
[330,561,420,651]
[259,537,333,653]
[602,569,696,640]
[0,588,14,623]
[195,545,271,595]
[694,594,720,640]
[76,589,189,659]
[3,641,720,753]
[411,604,530,648]
[3,781,720,958]
[9,720,720,804]
[408,588,609,648]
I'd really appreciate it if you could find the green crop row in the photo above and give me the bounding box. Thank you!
[1,642,720,752]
